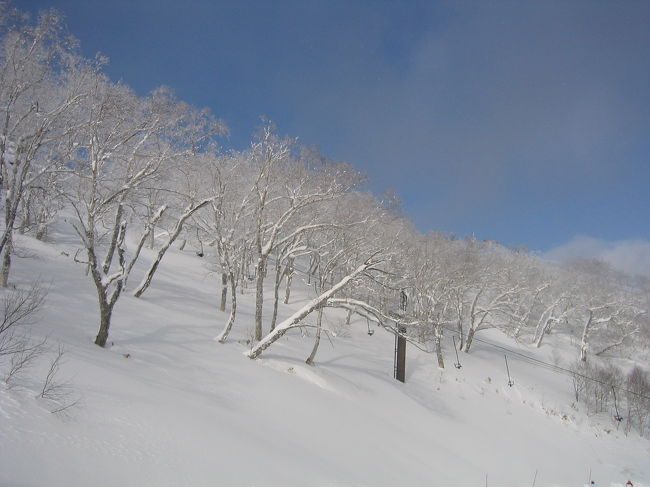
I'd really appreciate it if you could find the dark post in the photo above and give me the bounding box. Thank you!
[394,325,407,382]
[394,290,408,382]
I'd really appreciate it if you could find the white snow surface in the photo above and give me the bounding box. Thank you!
[1,220,648,487]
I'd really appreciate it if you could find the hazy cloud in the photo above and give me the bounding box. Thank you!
[544,236,650,278]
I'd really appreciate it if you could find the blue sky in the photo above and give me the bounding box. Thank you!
[17,0,650,269]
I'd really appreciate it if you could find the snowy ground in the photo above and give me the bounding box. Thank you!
[1,220,648,487]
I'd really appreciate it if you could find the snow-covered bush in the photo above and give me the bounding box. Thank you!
[0,284,46,386]
[625,366,650,437]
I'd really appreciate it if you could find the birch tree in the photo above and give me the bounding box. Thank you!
[66,78,219,346]
[0,10,89,285]
[303,228,367,365]
[532,293,572,348]
[131,150,227,297]
[247,123,362,341]
[247,254,383,359]
[192,152,256,343]
[462,262,523,352]
[411,235,457,368]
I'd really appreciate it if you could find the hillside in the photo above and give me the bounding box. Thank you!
[0,219,649,487]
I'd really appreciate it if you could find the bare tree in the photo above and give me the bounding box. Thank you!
[532,293,573,348]
[131,115,226,297]
[17,171,66,240]
[0,10,90,285]
[625,366,650,437]
[132,195,215,297]
[191,152,255,343]
[269,238,308,332]
[304,231,362,365]
[248,253,383,359]
[0,283,47,385]
[408,233,462,368]
[463,282,522,353]
[66,79,222,346]
[246,124,364,341]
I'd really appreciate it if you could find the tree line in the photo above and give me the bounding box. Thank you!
[1,6,648,429]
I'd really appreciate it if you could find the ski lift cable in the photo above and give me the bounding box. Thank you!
[319,289,648,400]
[438,323,650,401]
[451,327,650,400]
[265,256,650,400]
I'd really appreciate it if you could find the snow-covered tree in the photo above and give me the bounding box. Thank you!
[192,151,257,343]
[66,78,222,347]
[248,253,384,360]
[0,10,90,285]
[245,123,363,341]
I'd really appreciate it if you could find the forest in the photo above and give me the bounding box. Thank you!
[1,6,649,439]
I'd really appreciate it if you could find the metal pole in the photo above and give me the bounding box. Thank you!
[452,335,462,369]
[394,325,406,383]
[394,331,398,379]
[505,354,514,387]
[393,289,407,383]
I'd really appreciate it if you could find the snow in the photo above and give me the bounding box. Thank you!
[0,218,648,487]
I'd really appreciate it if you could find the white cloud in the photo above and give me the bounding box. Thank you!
[544,236,650,278]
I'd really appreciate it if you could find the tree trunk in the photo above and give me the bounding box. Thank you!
[254,256,266,341]
[580,310,593,362]
[305,306,324,365]
[455,303,465,351]
[463,327,476,353]
[94,296,113,347]
[134,200,210,298]
[102,204,124,274]
[535,318,552,348]
[35,222,47,241]
[239,250,246,294]
[217,271,237,343]
[133,252,163,297]
[147,206,155,249]
[248,258,374,359]
[307,255,315,284]
[0,230,12,287]
[219,272,228,312]
[434,326,445,369]
[88,218,126,348]
[284,257,294,304]
[18,192,31,235]
[270,257,283,331]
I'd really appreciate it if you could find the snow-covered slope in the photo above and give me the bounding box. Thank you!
[1,221,648,487]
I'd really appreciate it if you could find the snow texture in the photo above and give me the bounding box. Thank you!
[0,217,648,487]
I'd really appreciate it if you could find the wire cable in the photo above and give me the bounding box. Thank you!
[268,255,650,401]
[436,323,650,401]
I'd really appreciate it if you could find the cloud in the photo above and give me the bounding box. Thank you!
[544,236,650,278]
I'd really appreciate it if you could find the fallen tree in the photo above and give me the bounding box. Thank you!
[247,254,382,359]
